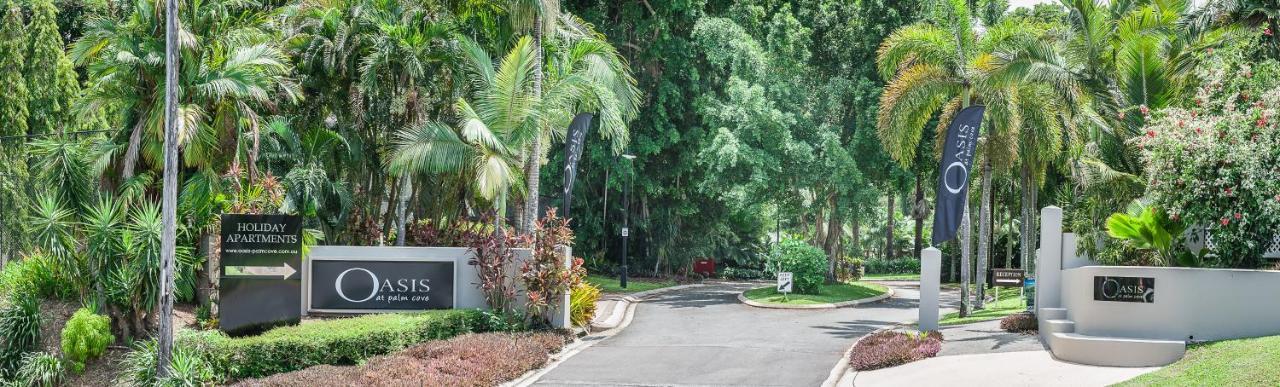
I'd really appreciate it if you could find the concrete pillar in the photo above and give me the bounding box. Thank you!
[1037,206,1064,312]
[550,245,573,329]
[920,247,942,332]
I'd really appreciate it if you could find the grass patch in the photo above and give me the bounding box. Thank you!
[742,282,888,305]
[586,274,676,294]
[939,288,1026,326]
[861,273,920,281]
[1114,335,1280,386]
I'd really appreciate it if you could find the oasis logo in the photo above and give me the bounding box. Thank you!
[334,268,432,303]
[1093,276,1155,303]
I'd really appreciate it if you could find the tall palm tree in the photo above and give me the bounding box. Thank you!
[876,0,1076,313]
[1184,0,1280,57]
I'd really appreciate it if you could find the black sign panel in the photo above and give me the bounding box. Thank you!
[219,214,303,335]
[932,106,985,245]
[310,260,455,311]
[992,269,1025,288]
[1093,276,1155,303]
[562,113,593,219]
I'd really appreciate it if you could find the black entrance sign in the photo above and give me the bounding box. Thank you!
[310,260,455,311]
[1093,276,1155,303]
[992,269,1025,288]
[219,214,302,335]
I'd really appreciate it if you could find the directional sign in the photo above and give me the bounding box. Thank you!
[219,214,302,335]
[777,272,793,293]
[621,227,630,237]
[992,269,1025,288]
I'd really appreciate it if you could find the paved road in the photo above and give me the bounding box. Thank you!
[534,281,957,387]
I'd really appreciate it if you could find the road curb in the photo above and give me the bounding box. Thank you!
[737,286,894,309]
[505,283,704,386]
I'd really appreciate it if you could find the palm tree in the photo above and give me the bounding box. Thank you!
[1184,0,1280,57]
[876,0,1076,314]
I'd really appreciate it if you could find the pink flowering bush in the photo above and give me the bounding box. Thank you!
[848,330,943,371]
[1139,61,1280,268]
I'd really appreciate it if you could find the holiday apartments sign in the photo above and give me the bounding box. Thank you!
[219,214,303,335]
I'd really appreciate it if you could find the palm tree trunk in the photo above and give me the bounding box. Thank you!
[1020,163,1032,274]
[913,175,924,260]
[156,0,179,373]
[394,175,412,246]
[884,191,895,261]
[521,13,545,235]
[975,158,992,309]
[959,200,971,317]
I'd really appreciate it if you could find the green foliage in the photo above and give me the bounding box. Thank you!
[862,257,921,275]
[0,291,41,377]
[60,308,114,373]
[13,351,64,387]
[1103,200,1190,266]
[569,283,601,327]
[766,239,828,294]
[24,0,80,135]
[176,310,486,380]
[117,338,216,387]
[1141,60,1280,268]
[0,4,30,139]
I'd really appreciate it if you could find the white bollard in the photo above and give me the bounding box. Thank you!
[551,245,573,329]
[919,247,942,332]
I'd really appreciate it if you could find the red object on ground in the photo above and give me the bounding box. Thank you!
[694,259,715,276]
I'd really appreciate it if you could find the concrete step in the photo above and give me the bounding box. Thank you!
[1043,319,1075,334]
[1048,332,1185,367]
[1040,307,1068,320]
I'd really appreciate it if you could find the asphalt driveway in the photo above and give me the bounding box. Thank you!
[533,281,956,387]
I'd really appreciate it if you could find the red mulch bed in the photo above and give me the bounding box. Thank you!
[233,331,570,386]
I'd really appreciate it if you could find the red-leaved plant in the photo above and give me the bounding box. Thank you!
[521,209,574,328]
[465,212,527,327]
[848,330,943,371]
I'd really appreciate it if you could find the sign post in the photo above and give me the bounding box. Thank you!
[219,214,303,335]
[777,272,793,302]
[992,269,1025,306]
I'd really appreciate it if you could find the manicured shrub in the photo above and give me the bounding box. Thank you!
[862,257,921,275]
[182,309,486,380]
[14,351,64,387]
[1000,312,1038,333]
[848,330,943,371]
[60,308,115,373]
[569,283,601,327]
[766,239,827,294]
[233,332,569,387]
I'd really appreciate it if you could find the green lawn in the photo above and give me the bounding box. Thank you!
[861,273,921,281]
[938,287,1027,326]
[742,282,888,305]
[586,273,676,294]
[1114,335,1280,386]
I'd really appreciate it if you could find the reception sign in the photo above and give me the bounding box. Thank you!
[1093,276,1155,303]
[992,269,1025,288]
[219,214,303,335]
[309,259,455,312]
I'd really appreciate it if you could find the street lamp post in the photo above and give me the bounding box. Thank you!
[620,154,635,289]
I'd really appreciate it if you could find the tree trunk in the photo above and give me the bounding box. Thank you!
[1029,171,1039,275]
[1020,164,1032,275]
[521,13,545,235]
[156,0,179,373]
[381,176,399,245]
[394,175,412,246]
[959,200,972,317]
[884,192,895,261]
[913,175,924,259]
[824,196,840,282]
[814,200,827,248]
[1006,180,1014,269]
[975,158,992,309]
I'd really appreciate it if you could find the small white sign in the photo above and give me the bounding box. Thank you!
[777,272,793,293]
[621,227,630,237]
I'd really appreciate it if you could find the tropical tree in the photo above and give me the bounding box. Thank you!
[25,0,81,135]
[1184,0,1280,58]
[0,2,31,262]
[876,0,1078,313]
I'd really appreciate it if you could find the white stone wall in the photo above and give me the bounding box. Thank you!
[1061,265,1280,342]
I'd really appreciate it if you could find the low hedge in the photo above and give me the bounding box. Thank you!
[180,309,487,380]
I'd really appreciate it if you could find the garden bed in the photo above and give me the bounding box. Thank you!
[232,331,570,386]
[741,282,888,306]
[849,330,943,371]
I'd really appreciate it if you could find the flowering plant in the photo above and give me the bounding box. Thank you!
[1139,61,1280,268]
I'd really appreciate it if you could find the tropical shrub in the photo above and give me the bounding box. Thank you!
[1000,312,1038,333]
[862,257,920,275]
[14,351,64,387]
[233,332,569,386]
[1102,200,1191,266]
[1141,60,1280,268]
[117,338,217,387]
[60,308,114,373]
[719,267,767,280]
[766,239,827,294]
[181,310,485,379]
[0,291,41,377]
[570,283,601,328]
[848,330,943,371]
[465,212,525,330]
[522,209,574,327]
